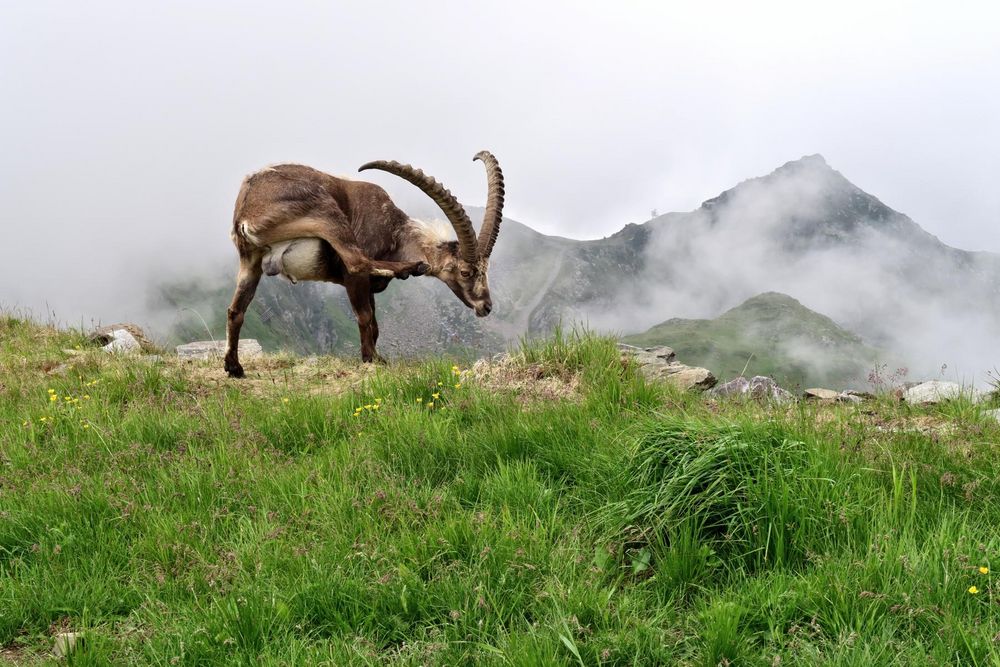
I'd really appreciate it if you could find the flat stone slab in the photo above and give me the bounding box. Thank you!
[176,339,263,360]
[902,380,983,405]
[804,387,840,401]
[619,343,716,391]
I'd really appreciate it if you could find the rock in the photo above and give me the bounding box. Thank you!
[659,365,717,391]
[710,376,795,403]
[842,389,875,401]
[804,387,865,403]
[52,632,84,657]
[89,323,156,351]
[101,328,142,354]
[804,387,840,401]
[140,354,163,364]
[176,339,263,360]
[902,381,983,405]
[619,344,716,391]
[618,343,676,365]
[984,408,1000,424]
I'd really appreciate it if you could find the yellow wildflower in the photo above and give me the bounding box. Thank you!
[47,388,56,394]
[968,586,979,594]
[39,416,47,422]
[83,395,90,400]
[83,424,90,429]
[50,395,57,402]
[427,402,435,408]
[980,566,990,575]
[432,392,440,400]
[416,397,422,403]
[282,398,289,403]
[454,383,461,389]
[22,420,28,427]
[437,382,443,387]
[364,404,372,410]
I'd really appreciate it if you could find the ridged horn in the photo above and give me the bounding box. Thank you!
[474,150,505,259]
[359,159,478,264]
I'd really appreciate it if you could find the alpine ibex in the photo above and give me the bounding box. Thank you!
[224,151,505,377]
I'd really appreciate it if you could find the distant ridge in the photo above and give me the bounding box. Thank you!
[622,292,881,388]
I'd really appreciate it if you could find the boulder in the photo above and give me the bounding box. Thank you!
[619,344,716,391]
[710,375,795,403]
[176,339,263,360]
[102,328,142,354]
[902,380,983,405]
[89,323,156,352]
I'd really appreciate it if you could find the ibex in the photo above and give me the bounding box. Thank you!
[224,151,505,377]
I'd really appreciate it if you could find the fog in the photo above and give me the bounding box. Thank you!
[2,1,999,371]
[579,157,1000,385]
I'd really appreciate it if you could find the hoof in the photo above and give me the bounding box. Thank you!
[225,361,245,379]
[413,261,430,276]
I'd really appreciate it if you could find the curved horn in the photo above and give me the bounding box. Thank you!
[474,150,505,259]
[359,160,478,264]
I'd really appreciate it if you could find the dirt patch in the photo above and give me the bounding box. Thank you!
[168,354,375,398]
[468,355,580,404]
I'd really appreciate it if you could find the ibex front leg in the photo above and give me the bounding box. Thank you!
[251,212,428,280]
[346,277,386,363]
[224,256,263,378]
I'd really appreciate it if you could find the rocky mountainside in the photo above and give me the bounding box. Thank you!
[623,292,881,389]
[160,155,1000,378]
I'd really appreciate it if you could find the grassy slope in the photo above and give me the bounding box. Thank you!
[623,292,883,390]
[1,317,999,665]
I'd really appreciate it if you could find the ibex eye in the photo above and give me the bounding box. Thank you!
[460,270,472,278]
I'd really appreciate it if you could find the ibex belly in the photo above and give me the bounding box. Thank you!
[262,238,327,283]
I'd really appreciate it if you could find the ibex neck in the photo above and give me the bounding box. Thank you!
[401,220,455,274]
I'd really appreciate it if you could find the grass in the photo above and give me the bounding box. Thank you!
[1,316,999,665]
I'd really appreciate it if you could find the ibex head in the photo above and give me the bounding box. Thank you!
[359,150,505,318]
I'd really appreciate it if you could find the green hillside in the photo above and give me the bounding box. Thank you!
[624,292,882,389]
[2,317,1000,664]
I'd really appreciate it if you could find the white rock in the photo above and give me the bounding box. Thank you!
[53,632,84,657]
[710,376,795,403]
[984,408,1000,424]
[102,329,142,354]
[176,339,263,360]
[902,381,983,405]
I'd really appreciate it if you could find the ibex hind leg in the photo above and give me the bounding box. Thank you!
[250,213,429,280]
[224,257,263,378]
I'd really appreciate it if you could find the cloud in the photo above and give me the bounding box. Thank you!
[581,157,1000,386]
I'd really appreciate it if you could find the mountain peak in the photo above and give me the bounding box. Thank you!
[782,153,828,168]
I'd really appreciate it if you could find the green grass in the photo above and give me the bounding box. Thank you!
[1,316,999,665]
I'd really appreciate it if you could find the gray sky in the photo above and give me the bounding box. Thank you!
[1,1,998,322]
